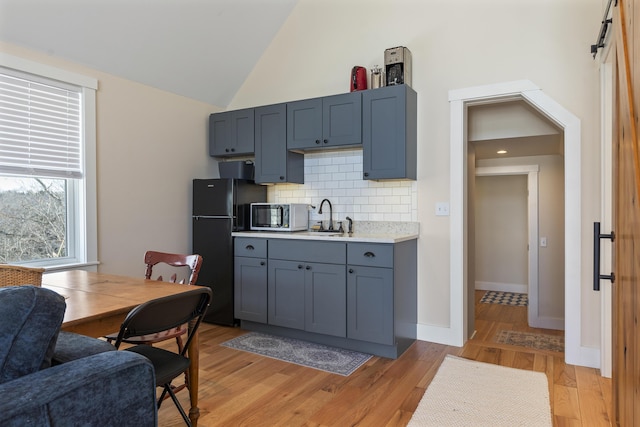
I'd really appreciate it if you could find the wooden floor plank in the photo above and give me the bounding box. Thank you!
[155,290,611,426]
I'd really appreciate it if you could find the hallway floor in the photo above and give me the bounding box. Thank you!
[467,290,613,426]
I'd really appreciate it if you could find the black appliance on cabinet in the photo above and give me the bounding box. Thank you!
[192,178,266,325]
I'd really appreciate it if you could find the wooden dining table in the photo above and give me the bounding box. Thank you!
[42,270,204,426]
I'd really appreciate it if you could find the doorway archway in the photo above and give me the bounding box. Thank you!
[449,80,597,368]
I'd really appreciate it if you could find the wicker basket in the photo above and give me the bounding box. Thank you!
[0,264,45,287]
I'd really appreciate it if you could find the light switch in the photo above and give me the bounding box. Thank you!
[540,237,547,247]
[436,202,450,216]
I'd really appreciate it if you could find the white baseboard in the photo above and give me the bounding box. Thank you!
[417,323,463,347]
[475,281,527,294]
[566,345,600,369]
[530,315,565,331]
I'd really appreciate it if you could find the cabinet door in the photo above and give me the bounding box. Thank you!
[209,112,232,157]
[322,92,362,148]
[231,109,255,155]
[255,104,304,184]
[234,256,268,323]
[362,85,417,180]
[209,109,255,157]
[305,263,346,337]
[268,259,305,330]
[287,98,323,150]
[347,265,394,345]
[287,94,362,150]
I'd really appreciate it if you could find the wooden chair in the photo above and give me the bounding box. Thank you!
[0,264,45,287]
[143,250,202,285]
[105,251,203,395]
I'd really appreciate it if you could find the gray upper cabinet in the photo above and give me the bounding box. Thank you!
[209,108,255,157]
[287,92,362,151]
[254,104,304,184]
[362,85,417,180]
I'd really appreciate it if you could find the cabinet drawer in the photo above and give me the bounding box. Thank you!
[269,239,346,264]
[234,238,267,258]
[347,243,393,268]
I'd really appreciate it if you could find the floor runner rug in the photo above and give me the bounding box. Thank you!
[496,330,564,352]
[220,332,371,376]
[408,355,552,426]
[480,290,528,306]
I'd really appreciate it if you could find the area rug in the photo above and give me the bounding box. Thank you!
[480,290,528,306]
[496,330,564,352]
[220,332,371,376]
[407,355,552,426]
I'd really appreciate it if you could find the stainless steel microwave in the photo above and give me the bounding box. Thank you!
[250,203,308,231]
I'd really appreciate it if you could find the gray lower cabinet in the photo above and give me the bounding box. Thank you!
[267,259,305,329]
[234,257,268,323]
[268,259,346,337]
[234,236,417,359]
[347,265,394,345]
[268,239,346,337]
[254,103,304,184]
[305,262,346,337]
[362,85,417,180]
[347,242,395,344]
[234,238,268,323]
[209,108,255,157]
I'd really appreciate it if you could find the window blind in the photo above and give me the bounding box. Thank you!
[0,70,83,179]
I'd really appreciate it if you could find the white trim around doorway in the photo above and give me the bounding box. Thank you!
[426,79,598,368]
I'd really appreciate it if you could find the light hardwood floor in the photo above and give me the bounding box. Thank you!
[158,291,612,426]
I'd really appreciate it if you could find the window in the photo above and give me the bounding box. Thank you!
[0,54,97,268]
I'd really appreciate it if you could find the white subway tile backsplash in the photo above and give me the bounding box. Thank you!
[270,149,417,223]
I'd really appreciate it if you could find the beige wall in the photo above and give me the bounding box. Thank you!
[0,42,221,277]
[230,0,601,345]
[475,174,529,288]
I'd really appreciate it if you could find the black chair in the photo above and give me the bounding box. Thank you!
[113,287,212,427]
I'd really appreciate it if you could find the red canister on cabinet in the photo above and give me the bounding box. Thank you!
[350,66,367,92]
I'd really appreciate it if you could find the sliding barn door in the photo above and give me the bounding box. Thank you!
[612,0,640,425]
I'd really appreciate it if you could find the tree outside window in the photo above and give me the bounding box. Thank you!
[0,177,67,263]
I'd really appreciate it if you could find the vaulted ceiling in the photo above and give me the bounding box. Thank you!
[0,0,299,107]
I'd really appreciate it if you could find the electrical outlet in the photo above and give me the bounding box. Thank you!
[436,202,450,216]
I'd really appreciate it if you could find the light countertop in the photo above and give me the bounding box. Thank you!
[232,230,418,244]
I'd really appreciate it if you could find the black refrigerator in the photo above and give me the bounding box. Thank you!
[192,178,266,325]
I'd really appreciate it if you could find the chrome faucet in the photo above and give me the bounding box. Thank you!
[318,199,334,231]
[345,216,353,235]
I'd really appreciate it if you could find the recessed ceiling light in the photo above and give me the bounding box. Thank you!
[497,150,507,154]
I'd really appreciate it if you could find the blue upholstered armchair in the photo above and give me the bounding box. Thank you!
[0,285,158,426]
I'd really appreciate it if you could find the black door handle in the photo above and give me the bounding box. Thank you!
[593,221,615,291]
